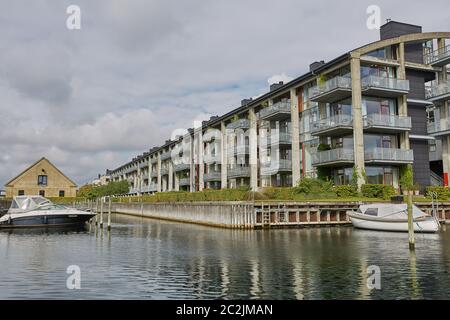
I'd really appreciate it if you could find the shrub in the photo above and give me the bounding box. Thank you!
[361,184,395,200]
[295,178,334,195]
[426,186,450,200]
[334,185,359,198]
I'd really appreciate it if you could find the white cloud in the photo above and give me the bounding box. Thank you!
[267,73,294,85]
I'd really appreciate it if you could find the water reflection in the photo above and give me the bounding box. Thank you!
[0,214,449,299]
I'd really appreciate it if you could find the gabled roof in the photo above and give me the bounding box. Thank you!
[4,157,77,187]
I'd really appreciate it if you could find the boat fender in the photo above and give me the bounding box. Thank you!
[8,215,11,225]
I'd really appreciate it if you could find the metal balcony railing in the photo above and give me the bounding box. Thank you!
[364,114,412,131]
[309,76,352,103]
[227,166,251,178]
[260,159,292,175]
[312,148,354,166]
[428,117,450,135]
[361,76,409,96]
[311,114,353,135]
[259,100,291,120]
[226,119,250,130]
[426,83,450,101]
[364,148,413,163]
[424,45,450,66]
[204,171,221,182]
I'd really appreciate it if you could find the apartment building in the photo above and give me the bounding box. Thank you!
[108,21,450,194]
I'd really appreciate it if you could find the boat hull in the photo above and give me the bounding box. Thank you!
[0,213,95,229]
[348,213,439,233]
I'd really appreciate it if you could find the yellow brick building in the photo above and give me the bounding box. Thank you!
[5,157,77,198]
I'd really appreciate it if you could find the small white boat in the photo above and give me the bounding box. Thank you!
[0,196,95,228]
[347,203,440,233]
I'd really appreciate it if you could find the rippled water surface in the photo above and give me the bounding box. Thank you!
[0,214,449,299]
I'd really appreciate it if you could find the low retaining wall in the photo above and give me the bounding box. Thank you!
[111,202,255,228]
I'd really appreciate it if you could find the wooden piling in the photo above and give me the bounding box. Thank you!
[100,198,104,228]
[107,197,111,231]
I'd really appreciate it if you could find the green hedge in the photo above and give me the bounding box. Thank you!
[361,184,396,200]
[334,185,359,198]
[426,186,450,200]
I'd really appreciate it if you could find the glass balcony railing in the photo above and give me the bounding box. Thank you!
[361,76,409,97]
[160,151,171,161]
[312,148,354,166]
[259,100,291,120]
[428,117,450,136]
[151,157,157,164]
[173,163,191,172]
[160,168,169,176]
[226,119,250,130]
[309,76,352,103]
[179,178,190,187]
[424,45,450,66]
[426,83,450,101]
[260,132,292,146]
[311,114,353,136]
[228,144,250,155]
[364,114,412,131]
[203,153,220,164]
[364,148,413,163]
[204,171,222,182]
[260,159,292,175]
[227,166,251,178]
[151,171,158,178]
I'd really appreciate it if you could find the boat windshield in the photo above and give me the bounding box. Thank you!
[11,196,65,211]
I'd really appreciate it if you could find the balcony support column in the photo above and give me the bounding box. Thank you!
[148,159,152,190]
[437,38,449,186]
[350,55,366,189]
[168,159,173,191]
[290,88,301,186]
[397,42,411,150]
[249,107,258,191]
[221,121,228,189]
[157,153,162,193]
[197,129,205,191]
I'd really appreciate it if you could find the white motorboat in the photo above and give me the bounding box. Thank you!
[0,196,95,228]
[347,203,440,233]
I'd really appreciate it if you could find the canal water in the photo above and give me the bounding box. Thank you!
[0,214,449,299]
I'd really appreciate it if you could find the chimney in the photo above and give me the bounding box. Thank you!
[241,98,253,106]
[310,61,325,73]
[270,81,284,92]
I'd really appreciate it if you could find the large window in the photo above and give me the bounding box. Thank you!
[362,97,397,116]
[366,167,394,185]
[37,175,48,186]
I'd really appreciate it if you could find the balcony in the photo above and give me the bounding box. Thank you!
[228,166,251,179]
[428,118,450,136]
[179,178,190,187]
[204,171,222,182]
[151,171,158,178]
[312,148,354,167]
[174,163,191,172]
[160,151,172,161]
[363,114,412,133]
[309,76,352,103]
[203,153,220,164]
[228,144,250,155]
[151,157,157,164]
[260,159,292,176]
[361,76,410,98]
[311,114,353,136]
[259,100,291,121]
[424,45,450,67]
[260,132,292,147]
[426,83,450,102]
[142,183,157,193]
[160,168,169,176]
[364,148,413,165]
[226,119,250,130]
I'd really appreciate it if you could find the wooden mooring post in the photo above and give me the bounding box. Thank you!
[107,197,111,231]
[100,197,104,228]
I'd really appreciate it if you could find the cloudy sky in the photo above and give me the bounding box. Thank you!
[0,0,449,187]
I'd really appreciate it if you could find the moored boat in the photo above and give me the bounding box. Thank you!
[0,196,95,228]
[347,203,440,233]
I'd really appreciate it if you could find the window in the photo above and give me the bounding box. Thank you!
[38,175,48,186]
[18,190,25,196]
[59,190,65,197]
[39,190,45,197]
